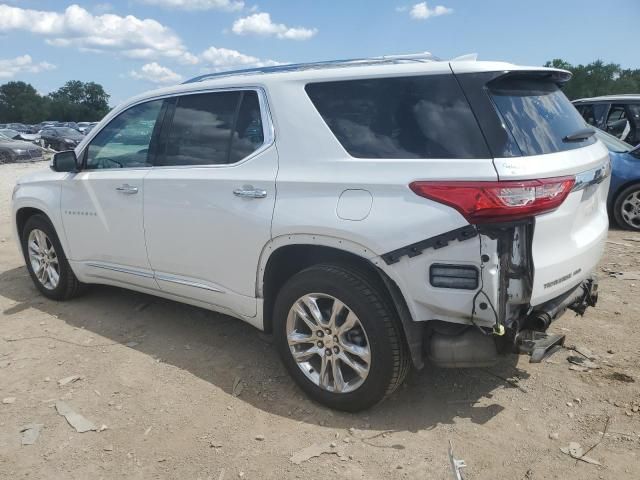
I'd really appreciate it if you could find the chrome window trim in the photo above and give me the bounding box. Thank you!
[78,86,275,172]
[571,161,611,192]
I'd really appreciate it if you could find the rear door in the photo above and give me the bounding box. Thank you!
[453,65,609,305]
[143,89,277,319]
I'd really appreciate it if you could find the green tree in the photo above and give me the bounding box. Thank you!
[545,59,640,99]
[48,80,111,121]
[0,81,48,123]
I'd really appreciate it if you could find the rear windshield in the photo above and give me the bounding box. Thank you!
[305,75,490,159]
[489,78,595,156]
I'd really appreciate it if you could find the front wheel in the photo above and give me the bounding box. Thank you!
[21,215,85,300]
[613,184,640,231]
[273,264,409,411]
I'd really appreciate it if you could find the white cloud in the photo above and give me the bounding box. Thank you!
[0,54,56,79]
[199,46,281,70]
[129,62,183,84]
[0,4,198,64]
[231,12,317,40]
[138,0,244,11]
[409,2,453,20]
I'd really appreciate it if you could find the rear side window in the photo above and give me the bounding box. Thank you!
[305,75,490,159]
[158,90,265,167]
[488,78,595,156]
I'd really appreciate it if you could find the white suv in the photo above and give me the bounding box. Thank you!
[12,55,608,411]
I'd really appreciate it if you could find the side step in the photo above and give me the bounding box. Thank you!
[517,330,565,363]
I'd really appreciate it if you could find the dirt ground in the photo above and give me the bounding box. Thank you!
[0,161,638,480]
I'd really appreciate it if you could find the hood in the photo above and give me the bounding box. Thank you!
[0,139,38,149]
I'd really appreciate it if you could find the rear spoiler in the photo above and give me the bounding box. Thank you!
[489,69,573,86]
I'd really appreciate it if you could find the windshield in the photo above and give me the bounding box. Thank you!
[594,128,632,153]
[55,127,80,136]
[489,78,596,156]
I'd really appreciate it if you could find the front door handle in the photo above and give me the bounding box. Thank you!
[116,184,138,195]
[233,186,267,199]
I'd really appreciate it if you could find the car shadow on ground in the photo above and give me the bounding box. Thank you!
[0,265,530,434]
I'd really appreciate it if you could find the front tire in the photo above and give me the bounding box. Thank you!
[613,184,640,231]
[273,264,409,411]
[21,215,84,300]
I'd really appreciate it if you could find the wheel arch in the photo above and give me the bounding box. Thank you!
[259,237,424,369]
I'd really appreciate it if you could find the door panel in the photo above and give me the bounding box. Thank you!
[144,148,278,316]
[60,170,156,288]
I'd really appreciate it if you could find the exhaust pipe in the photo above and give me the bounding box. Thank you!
[527,277,598,331]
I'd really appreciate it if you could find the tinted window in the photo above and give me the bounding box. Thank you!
[576,104,595,125]
[229,91,265,163]
[85,100,163,169]
[305,75,490,159]
[489,78,595,156]
[159,91,239,166]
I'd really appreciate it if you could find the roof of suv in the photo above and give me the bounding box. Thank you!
[111,54,570,113]
[573,94,640,103]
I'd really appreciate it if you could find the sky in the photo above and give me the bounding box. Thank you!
[1,0,639,106]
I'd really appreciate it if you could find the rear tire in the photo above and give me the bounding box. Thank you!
[21,214,85,300]
[273,263,409,411]
[613,184,640,231]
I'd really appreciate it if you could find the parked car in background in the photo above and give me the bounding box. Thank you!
[0,128,22,140]
[573,95,640,146]
[5,123,31,134]
[39,127,84,151]
[0,133,43,163]
[594,129,640,230]
[12,56,606,411]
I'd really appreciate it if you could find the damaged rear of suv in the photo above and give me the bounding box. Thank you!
[277,58,608,410]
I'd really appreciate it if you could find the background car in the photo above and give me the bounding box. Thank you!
[595,129,640,230]
[39,126,84,151]
[574,95,640,145]
[0,133,44,163]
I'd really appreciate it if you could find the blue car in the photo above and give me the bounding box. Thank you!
[595,129,640,230]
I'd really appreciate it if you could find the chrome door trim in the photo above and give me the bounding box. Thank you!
[155,272,225,293]
[571,161,611,192]
[85,262,154,278]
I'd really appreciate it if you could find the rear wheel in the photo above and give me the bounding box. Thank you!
[613,184,640,231]
[273,264,409,411]
[21,215,84,300]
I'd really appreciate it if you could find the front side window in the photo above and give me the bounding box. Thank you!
[158,90,264,167]
[305,75,490,159]
[85,100,164,170]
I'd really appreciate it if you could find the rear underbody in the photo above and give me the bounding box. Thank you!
[423,221,599,368]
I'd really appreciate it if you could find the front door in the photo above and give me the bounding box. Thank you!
[60,99,165,289]
[143,89,277,318]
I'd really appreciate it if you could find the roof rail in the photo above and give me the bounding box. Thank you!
[182,52,439,84]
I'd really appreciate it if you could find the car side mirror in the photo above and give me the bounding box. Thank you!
[51,150,80,173]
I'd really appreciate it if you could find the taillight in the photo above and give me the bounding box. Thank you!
[410,177,575,224]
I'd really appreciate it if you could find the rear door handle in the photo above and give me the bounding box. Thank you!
[116,184,138,195]
[233,186,267,199]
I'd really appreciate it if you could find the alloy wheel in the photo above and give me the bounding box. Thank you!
[27,229,60,290]
[286,293,371,393]
[621,189,640,229]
